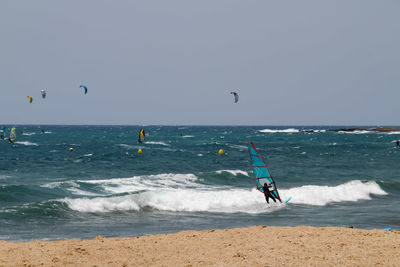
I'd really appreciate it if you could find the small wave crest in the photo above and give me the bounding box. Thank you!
[259,128,299,133]
[22,132,36,136]
[338,130,370,134]
[15,141,39,146]
[79,173,200,195]
[215,170,249,176]
[144,141,170,146]
[118,144,137,149]
[259,128,326,133]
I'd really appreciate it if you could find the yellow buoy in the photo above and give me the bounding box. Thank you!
[69,147,74,151]
[218,149,224,155]
[138,149,142,154]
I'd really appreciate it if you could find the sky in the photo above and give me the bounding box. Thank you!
[0,0,399,125]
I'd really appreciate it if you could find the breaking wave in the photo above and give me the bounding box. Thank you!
[53,175,386,213]
[284,180,387,206]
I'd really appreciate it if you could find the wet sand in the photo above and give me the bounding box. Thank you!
[1,225,399,266]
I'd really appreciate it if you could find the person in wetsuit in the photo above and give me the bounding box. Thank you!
[262,183,276,204]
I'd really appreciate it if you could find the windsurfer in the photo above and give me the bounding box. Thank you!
[138,129,145,144]
[8,138,13,144]
[262,183,276,204]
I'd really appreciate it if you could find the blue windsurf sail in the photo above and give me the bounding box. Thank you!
[247,142,281,202]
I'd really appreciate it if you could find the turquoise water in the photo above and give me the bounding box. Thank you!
[0,126,399,241]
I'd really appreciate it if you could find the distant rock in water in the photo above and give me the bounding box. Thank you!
[332,128,400,132]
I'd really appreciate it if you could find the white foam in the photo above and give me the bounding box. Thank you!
[41,181,100,196]
[145,141,170,146]
[118,144,136,149]
[386,132,400,135]
[78,173,201,194]
[228,144,247,150]
[338,130,370,134]
[259,128,299,133]
[84,154,93,157]
[15,141,39,146]
[282,180,387,206]
[216,170,249,176]
[61,188,280,214]
[42,181,80,189]
[63,195,141,212]
[182,135,194,138]
[22,132,36,136]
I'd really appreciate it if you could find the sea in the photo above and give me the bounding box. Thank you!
[0,125,399,241]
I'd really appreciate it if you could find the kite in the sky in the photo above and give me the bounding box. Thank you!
[80,85,88,94]
[230,91,239,103]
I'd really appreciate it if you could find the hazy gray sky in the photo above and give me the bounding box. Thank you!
[1,1,399,125]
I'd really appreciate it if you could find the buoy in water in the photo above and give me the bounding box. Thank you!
[218,149,224,155]
[69,147,74,151]
[138,149,142,154]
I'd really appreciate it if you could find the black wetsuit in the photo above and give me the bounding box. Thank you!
[262,184,276,204]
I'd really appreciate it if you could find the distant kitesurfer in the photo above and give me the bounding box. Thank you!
[138,129,145,144]
[262,183,276,204]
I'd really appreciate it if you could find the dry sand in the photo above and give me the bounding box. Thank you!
[1,225,399,266]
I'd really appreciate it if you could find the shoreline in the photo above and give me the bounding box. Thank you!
[1,225,399,266]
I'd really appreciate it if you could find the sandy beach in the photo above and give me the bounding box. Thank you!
[1,225,399,266]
